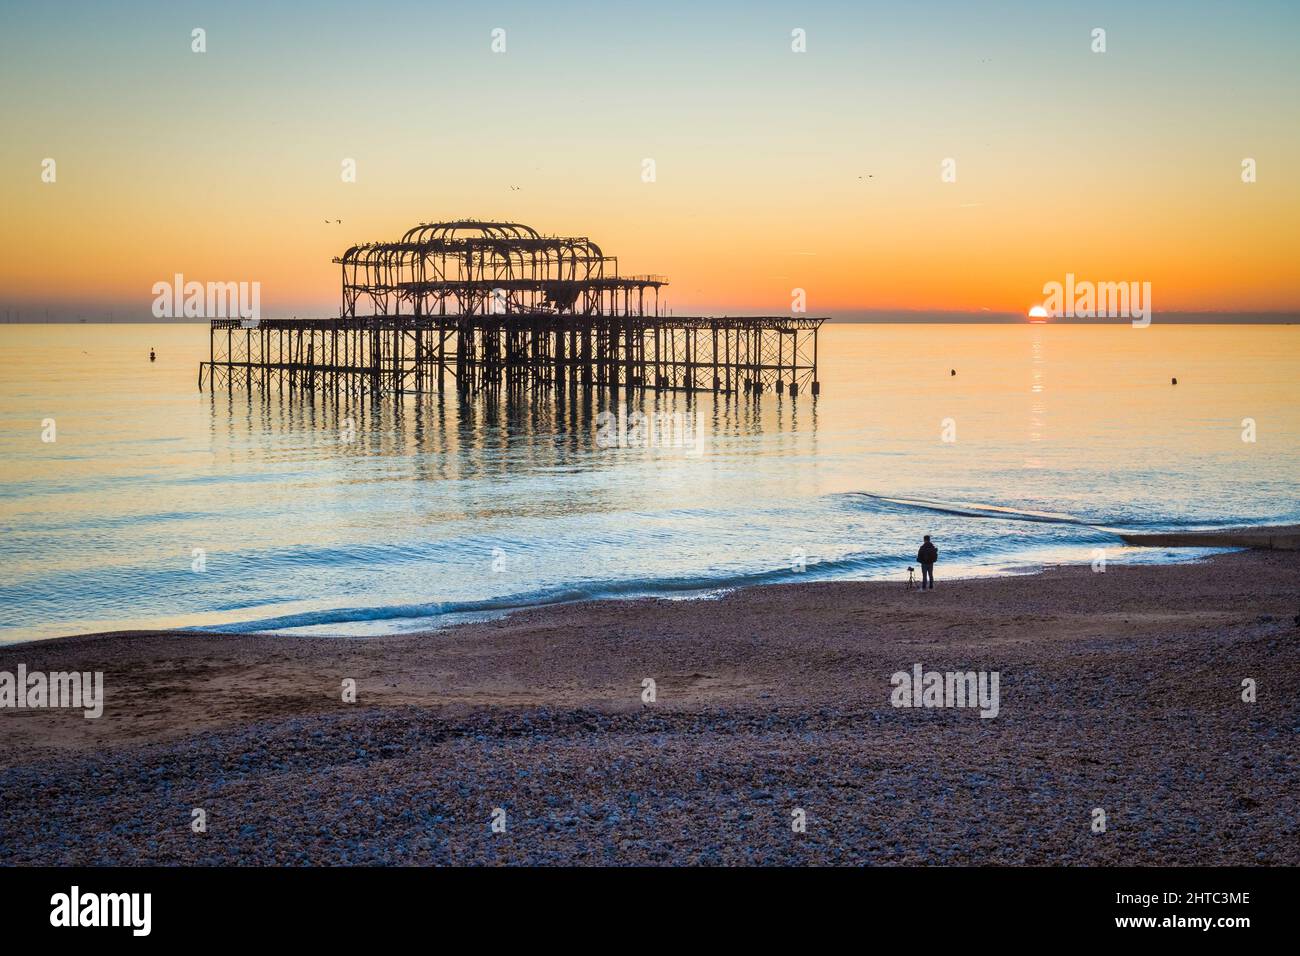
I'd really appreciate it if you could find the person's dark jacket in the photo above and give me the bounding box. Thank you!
[917,542,938,564]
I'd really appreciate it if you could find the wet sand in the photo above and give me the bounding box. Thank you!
[1119,524,1300,550]
[1,549,1297,865]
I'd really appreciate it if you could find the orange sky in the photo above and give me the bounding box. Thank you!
[2,2,1298,318]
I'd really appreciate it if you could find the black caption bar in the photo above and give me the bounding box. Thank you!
[0,865,1276,942]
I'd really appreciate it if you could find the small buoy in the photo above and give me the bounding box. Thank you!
[149,349,156,362]
[1171,377,1177,385]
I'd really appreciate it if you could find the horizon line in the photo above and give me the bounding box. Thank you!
[4,310,1299,326]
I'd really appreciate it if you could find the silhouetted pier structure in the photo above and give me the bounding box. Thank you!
[200,220,823,398]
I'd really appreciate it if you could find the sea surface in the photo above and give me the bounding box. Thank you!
[1,322,1296,641]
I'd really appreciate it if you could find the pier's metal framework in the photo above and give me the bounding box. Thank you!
[200,220,823,398]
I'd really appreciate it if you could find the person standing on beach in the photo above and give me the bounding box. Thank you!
[916,535,938,590]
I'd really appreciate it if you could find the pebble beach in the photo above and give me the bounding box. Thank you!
[1,549,1296,866]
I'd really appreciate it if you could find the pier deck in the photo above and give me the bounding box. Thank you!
[201,313,823,397]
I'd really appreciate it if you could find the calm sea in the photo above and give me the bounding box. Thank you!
[1,322,1296,641]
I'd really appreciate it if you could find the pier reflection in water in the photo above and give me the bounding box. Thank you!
[190,383,826,635]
